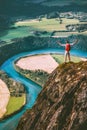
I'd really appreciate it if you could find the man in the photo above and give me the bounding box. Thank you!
[58,39,78,62]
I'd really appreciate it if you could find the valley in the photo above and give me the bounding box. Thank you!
[0,1,87,130]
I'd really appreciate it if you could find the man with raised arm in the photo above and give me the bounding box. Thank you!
[57,39,78,63]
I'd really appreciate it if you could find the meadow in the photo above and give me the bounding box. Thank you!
[14,18,79,31]
[0,16,86,117]
[1,17,87,43]
[5,94,25,116]
[51,54,81,64]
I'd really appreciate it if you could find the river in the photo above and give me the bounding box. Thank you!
[0,49,87,130]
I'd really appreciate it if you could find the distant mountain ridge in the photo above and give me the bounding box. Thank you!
[23,0,87,5]
[0,0,87,33]
[0,0,87,17]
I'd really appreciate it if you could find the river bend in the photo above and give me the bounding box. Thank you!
[0,49,87,130]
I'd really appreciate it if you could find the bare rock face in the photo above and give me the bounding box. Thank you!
[17,61,87,130]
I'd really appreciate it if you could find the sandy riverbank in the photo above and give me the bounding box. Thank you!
[16,54,58,74]
[0,79,10,118]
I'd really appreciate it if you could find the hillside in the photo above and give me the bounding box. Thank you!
[0,0,87,32]
[17,61,87,130]
[0,0,87,16]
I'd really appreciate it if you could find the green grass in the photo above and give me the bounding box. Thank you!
[51,54,81,64]
[1,17,87,42]
[15,65,49,87]
[14,18,87,37]
[0,17,87,43]
[0,26,34,42]
[14,18,79,31]
[5,95,25,116]
[15,18,63,31]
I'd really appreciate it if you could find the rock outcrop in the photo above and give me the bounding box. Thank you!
[17,61,87,130]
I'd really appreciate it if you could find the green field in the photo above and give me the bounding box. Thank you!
[5,95,25,116]
[51,54,81,64]
[14,18,87,35]
[0,26,34,43]
[1,17,87,43]
[15,18,79,31]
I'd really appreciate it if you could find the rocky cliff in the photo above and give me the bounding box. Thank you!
[17,61,87,130]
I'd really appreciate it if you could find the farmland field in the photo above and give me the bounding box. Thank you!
[1,17,87,43]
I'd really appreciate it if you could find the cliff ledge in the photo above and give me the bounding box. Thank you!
[17,61,87,130]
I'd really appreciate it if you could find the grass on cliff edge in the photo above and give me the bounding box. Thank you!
[51,54,81,64]
[5,94,25,116]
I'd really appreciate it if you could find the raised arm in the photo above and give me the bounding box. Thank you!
[70,39,78,46]
[57,41,65,47]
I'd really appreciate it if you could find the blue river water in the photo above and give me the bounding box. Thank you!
[0,48,87,130]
